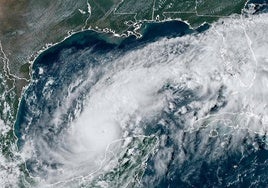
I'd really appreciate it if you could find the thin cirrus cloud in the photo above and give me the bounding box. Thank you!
[18,13,268,187]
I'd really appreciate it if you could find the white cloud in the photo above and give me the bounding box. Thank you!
[19,13,268,187]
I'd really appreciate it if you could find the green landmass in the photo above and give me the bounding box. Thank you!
[0,0,248,184]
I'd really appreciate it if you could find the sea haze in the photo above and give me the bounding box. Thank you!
[15,13,268,187]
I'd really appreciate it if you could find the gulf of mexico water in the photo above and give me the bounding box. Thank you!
[14,13,268,188]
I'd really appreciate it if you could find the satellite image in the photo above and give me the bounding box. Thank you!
[0,0,268,187]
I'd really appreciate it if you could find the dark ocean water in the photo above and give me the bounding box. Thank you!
[14,18,268,187]
[247,0,268,13]
[15,20,192,146]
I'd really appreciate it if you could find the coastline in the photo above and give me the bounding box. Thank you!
[14,19,193,148]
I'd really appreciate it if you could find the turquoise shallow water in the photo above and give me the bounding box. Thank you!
[14,18,268,187]
[14,21,192,145]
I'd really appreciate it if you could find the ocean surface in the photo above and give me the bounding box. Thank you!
[14,14,268,188]
[15,20,192,147]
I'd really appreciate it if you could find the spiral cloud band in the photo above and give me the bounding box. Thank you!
[16,13,268,187]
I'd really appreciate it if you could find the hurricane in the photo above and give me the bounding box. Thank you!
[15,13,268,187]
